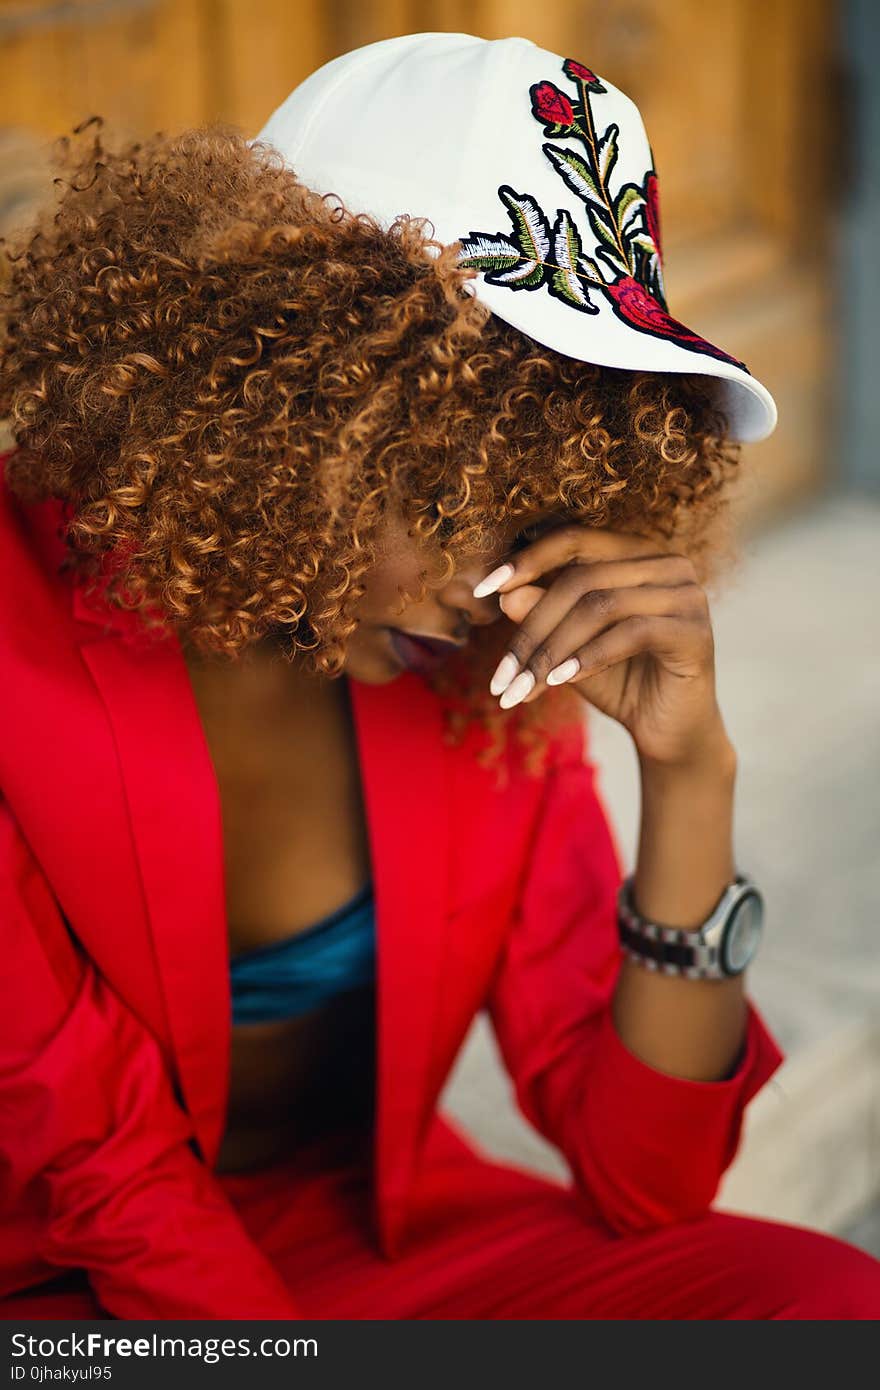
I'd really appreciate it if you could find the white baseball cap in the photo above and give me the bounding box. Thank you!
[254,32,777,444]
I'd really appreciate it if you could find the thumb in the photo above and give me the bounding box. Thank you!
[498,584,545,622]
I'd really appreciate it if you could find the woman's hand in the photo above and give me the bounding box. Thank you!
[475,524,729,767]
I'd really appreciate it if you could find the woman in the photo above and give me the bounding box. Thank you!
[1,32,878,1320]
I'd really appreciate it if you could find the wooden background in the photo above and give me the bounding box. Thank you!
[0,0,844,525]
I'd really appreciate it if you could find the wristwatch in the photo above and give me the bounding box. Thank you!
[617,873,764,979]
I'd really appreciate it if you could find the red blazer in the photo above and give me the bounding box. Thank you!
[0,451,785,1318]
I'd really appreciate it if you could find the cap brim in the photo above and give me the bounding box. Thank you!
[464,273,777,445]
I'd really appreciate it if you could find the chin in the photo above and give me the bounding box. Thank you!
[347,661,403,686]
[340,630,404,686]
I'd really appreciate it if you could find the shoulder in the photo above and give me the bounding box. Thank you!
[0,449,71,600]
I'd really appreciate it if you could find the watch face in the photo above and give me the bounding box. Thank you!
[722,890,764,973]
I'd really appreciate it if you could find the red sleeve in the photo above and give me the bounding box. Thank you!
[0,800,301,1319]
[485,718,785,1234]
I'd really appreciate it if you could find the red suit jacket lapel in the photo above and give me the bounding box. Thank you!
[70,581,451,1257]
[0,464,452,1258]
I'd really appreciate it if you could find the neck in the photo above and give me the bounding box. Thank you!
[181,628,335,711]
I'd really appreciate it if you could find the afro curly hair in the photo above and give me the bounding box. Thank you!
[0,115,742,779]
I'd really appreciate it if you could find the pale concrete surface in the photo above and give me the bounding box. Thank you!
[844,1202,880,1259]
[440,492,880,1236]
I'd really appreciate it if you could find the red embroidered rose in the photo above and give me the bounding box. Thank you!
[463,59,751,370]
[604,277,745,367]
[562,59,605,90]
[530,81,575,129]
[645,172,662,260]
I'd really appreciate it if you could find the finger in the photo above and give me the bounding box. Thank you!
[495,552,700,628]
[473,524,671,599]
[494,558,706,700]
[497,587,706,707]
[499,562,609,659]
[496,583,546,624]
[567,614,710,685]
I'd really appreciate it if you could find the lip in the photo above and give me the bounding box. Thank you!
[387,627,465,673]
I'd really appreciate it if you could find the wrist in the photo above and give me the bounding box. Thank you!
[634,719,737,931]
[638,714,737,785]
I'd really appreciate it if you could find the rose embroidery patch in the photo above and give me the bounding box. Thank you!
[457,58,748,372]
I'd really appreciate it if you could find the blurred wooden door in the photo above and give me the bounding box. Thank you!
[0,0,841,524]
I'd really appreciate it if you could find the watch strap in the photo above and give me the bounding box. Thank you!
[616,875,746,980]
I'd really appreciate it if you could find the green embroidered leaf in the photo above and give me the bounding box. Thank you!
[542,144,606,214]
[615,183,645,236]
[457,192,551,292]
[589,206,628,269]
[578,252,604,283]
[597,123,619,186]
[499,187,551,263]
[629,232,660,257]
[596,244,631,282]
[493,260,547,288]
[457,233,522,273]
[542,119,577,139]
[548,209,599,312]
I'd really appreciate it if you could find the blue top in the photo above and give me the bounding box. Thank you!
[230,880,376,1025]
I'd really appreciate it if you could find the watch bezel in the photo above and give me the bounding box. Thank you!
[717,884,764,975]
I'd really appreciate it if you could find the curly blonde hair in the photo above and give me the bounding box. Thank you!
[0,116,741,780]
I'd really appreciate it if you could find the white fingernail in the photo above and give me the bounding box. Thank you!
[473,563,514,598]
[490,652,520,696]
[546,657,580,685]
[499,670,536,709]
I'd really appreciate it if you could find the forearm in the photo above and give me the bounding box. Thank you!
[610,717,749,1082]
[486,712,786,1234]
